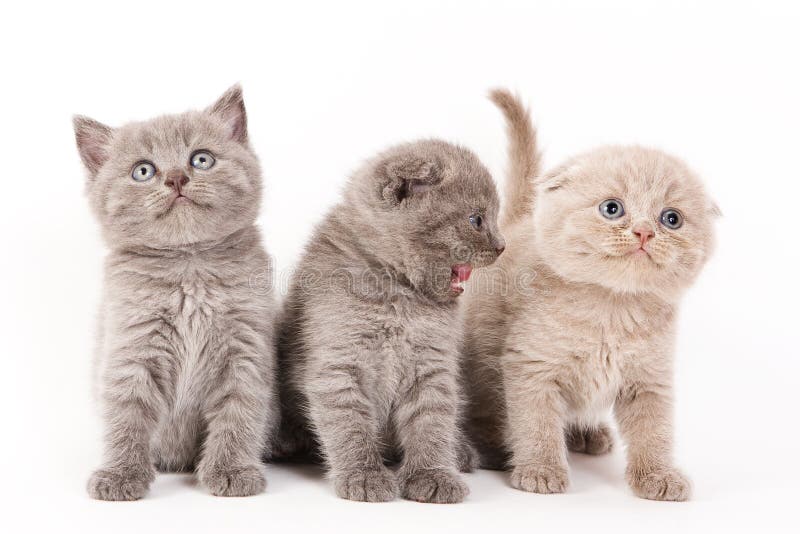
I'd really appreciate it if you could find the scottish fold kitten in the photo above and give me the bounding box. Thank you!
[273,140,505,503]
[462,90,717,501]
[74,86,278,500]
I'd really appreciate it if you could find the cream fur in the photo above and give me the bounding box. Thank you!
[462,89,717,501]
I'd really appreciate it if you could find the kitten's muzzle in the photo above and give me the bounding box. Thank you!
[632,222,655,247]
[491,234,506,257]
[165,170,190,194]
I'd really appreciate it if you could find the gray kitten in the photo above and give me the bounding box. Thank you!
[272,140,505,503]
[74,86,278,500]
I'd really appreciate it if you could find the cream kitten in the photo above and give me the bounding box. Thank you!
[74,86,278,500]
[462,89,717,501]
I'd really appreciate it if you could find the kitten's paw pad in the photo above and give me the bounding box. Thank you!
[566,424,614,455]
[457,442,479,473]
[334,468,397,502]
[402,469,468,504]
[200,464,267,497]
[87,467,153,501]
[510,463,569,494]
[628,468,692,501]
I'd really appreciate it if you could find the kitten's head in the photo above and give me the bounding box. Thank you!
[345,139,505,302]
[533,146,717,299]
[74,85,261,249]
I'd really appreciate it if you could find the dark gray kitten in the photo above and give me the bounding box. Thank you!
[273,140,505,503]
[74,86,278,500]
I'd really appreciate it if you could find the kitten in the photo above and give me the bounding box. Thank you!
[272,140,505,503]
[462,90,717,501]
[74,86,278,500]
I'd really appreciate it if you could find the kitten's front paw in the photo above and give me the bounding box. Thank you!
[199,463,267,497]
[333,467,397,502]
[510,463,569,494]
[627,467,692,501]
[401,469,468,504]
[87,467,153,501]
[566,424,614,455]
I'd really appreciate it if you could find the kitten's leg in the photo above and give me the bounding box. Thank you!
[395,358,468,504]
[305,357,397,502]
[196,333,275,497]
[615,385,691,501]
[87,349,170,501]
[270,401,320,463]
[565,423,614,455]
[456,437,479,473]
[504,360,569,493]
[152,409,202,473]
[465,400,511,470]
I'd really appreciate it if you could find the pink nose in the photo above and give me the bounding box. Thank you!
[632,223,655,245]
[165,170,190,193]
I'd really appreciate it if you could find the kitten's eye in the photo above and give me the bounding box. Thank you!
[599,199,625,219]
[660,208,684,229]
[131,161,156,182]
[469,213,483,230]
[190,151,215,170]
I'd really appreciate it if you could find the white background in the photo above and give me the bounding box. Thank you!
[1,0,798,532]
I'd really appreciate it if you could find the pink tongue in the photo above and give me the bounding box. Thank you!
[453,264,472,282]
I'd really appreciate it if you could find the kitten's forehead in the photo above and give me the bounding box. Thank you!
[442,160,497,208]
[569,146,707,210]
[111,111,225,159]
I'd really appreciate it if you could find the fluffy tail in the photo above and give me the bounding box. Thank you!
[489,88,541,228]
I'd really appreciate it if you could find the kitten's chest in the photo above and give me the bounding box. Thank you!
[360,297,457,437]
[165,266,230,356]
[369,296,456,391]
[538,290,669,410]
[558,331,626,407]
[165,266,233,411]
[374,296,453,352]
[542,284,669,354]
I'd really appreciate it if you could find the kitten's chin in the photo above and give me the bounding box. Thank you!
[158,195,201,217]
[544,252,685,301]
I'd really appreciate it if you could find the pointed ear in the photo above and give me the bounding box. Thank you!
[207,84,248,143]
[379,155,443,206]
[73,115,113,175]
[710,202,723,217]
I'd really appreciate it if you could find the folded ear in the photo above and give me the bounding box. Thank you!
[207,84,247,143]
[536,167,570,193]
[73,115,114,176]
[379,155,443,206]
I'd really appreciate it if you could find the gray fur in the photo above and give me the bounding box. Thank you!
[272,140,504,503]
[75,86,278,500]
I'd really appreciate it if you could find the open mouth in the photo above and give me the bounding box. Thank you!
[450,263,473,294]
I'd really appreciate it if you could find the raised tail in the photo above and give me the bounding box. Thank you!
[489,88,541,228]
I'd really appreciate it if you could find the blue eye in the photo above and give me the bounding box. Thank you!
[190,151,215,170]
[660,208,684,229]
[131,161,156,182]
[599,199,625,219]
[469,213,483,230]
